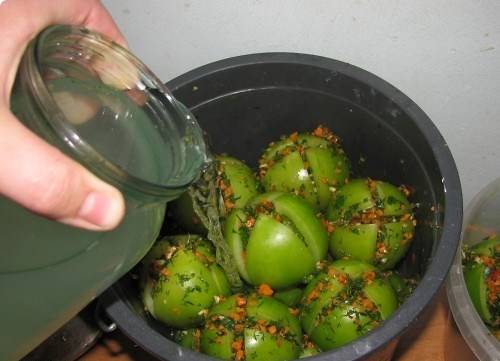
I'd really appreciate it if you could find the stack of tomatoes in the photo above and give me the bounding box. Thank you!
[140,126,417,361]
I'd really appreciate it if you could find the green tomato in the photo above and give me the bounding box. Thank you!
[141,235,231,329]
[224,192,328,289]
[259,127,350,211]
[300,259,398,350]
[383,270,419,305]
[274,287,304,307]
[172,328,201,351]
[167,155,261,234]
[463,237,500,327]
[201,294,302,361]
[299,338,320,358]
[327,178,415,270]
[167,192,207,235]
[216,155,261,210]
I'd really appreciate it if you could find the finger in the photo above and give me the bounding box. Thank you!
[0,109,125,230]
[80,0,128,47]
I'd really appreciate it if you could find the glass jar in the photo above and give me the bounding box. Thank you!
[0,25,206,361]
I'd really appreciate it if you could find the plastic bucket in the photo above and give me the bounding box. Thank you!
[447,178,500,361]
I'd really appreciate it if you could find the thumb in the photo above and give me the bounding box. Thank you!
[0,109,125,231]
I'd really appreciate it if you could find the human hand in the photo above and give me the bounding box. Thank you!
[0,0,126,230]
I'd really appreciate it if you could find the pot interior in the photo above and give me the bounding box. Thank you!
[102,53,461,361]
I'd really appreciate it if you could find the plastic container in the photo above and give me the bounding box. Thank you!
[0,25,205,361]
[100,53,462,361]
[447,177,500,361]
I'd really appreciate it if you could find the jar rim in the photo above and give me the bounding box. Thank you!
[21,24,205,200]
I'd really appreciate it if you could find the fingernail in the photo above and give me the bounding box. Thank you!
[78,191,121,229]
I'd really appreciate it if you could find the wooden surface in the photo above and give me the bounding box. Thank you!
[79,289,478,361]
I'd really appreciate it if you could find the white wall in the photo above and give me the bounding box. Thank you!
[103,0,500,208]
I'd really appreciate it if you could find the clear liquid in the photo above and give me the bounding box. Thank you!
[1,80,201,360]
[48,77,179,186]
[0,196,165,361]
[1,25,207,360]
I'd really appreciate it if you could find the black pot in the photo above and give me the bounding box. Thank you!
[100,53,462,361]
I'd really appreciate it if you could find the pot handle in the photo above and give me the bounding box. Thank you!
[94,301,117,334]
